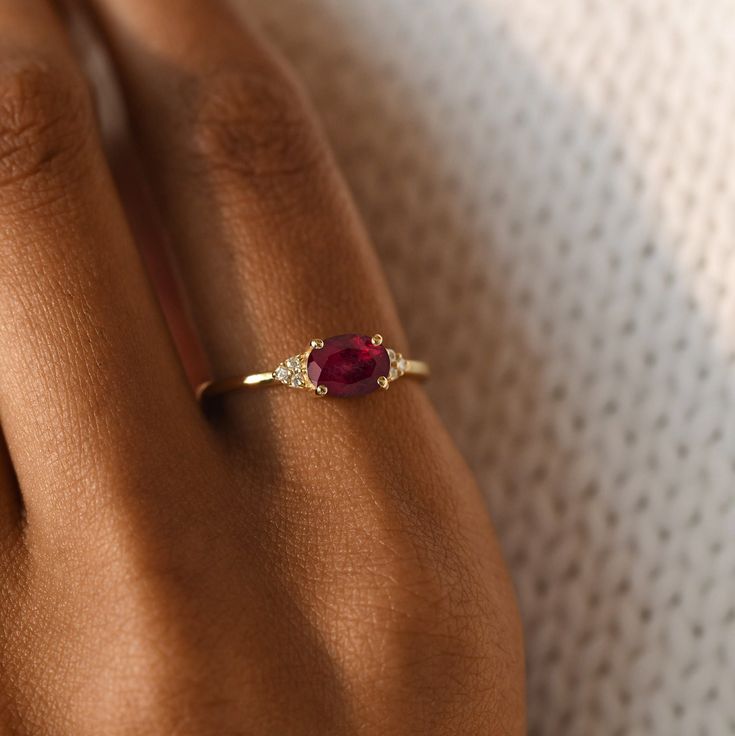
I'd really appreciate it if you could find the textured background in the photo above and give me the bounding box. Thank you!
[233,1,735,733]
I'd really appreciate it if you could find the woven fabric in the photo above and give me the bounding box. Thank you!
[236,1,735,733]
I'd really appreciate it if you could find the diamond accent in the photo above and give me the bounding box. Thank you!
[273,353,310,390]
[385,348,407,382]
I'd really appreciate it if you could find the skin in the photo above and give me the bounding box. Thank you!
[0,0,525,733]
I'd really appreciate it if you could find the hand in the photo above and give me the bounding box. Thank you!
[0,0,524,733]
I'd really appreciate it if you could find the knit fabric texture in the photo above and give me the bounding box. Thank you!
[238,1,735,733]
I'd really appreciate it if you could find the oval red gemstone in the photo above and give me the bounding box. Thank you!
[307,334,390,398]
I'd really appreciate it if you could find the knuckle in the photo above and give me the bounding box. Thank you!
[185,66,325,183]
[0,59,94,190]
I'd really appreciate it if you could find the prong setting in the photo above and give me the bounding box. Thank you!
[277,335,413,397]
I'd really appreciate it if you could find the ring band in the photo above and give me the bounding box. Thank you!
[197,333,429,401]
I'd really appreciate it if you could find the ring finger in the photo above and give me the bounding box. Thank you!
[82,6,513,714]
[83,0,409,434]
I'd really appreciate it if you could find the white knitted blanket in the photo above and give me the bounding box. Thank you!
[238,1,735,733]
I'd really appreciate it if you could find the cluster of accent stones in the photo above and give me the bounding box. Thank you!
[273,353,310,390]
[387,348,408,382]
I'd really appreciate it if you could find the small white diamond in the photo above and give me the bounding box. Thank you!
[398,358,407,373]
[274,365,290,383]
[389,367,399,380]
[291,375,305,388]
[286,356,301,372]
[387,349,396,362]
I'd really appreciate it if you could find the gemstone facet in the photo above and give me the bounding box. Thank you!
[307,334,390,398]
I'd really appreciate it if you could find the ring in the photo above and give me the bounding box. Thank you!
[197,333,429,400]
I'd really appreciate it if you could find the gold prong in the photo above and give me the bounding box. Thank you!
[377,376,389,390]
[371,334,383,346]
[310,338,324,349]
[315,385,328,396]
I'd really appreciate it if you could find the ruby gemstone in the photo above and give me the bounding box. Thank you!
[307,334,390,398]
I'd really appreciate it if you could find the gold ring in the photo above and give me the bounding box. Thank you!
[197,333,429,400]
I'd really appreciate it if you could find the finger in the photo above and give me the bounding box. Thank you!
[82,6,522,713]
[0,0,201,516]
[83,0,406,410]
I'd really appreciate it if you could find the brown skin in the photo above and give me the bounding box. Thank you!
[0,0,525,733]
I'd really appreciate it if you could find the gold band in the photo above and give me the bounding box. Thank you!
[196,372,275,400]
[198,360,430,400]
[196,334,429,401]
